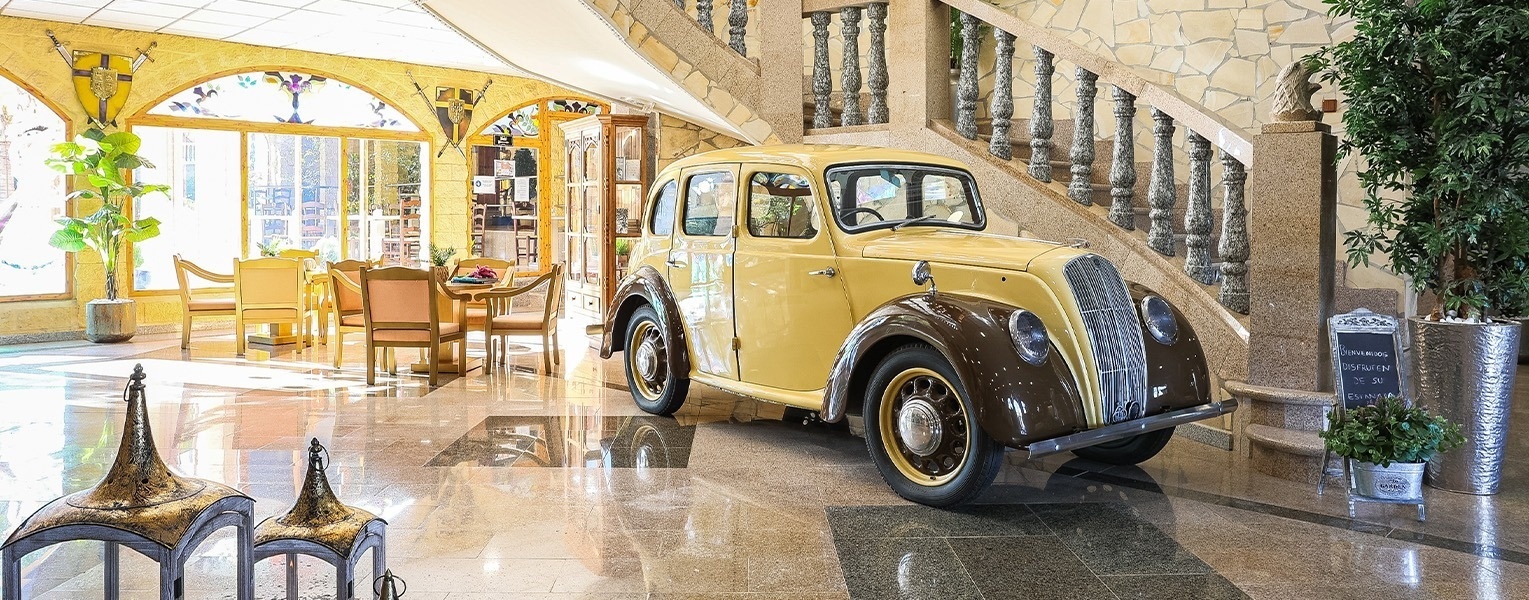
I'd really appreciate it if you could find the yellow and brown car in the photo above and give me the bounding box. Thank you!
[600,145,1234,506]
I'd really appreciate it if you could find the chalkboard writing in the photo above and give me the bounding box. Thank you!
[1332,330,1402,409]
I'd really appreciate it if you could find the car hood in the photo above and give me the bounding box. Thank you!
[858,229,1077,271]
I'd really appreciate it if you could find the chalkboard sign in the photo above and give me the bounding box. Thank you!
[1329,308,1404,409]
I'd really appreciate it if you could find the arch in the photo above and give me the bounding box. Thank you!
[0,64,73,301]
[131,66,428,137]
[473,95,609,140]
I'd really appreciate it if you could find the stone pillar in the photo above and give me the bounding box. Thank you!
[1244,120,1337,390]
[756,0,805,142]
[884,0,950,137]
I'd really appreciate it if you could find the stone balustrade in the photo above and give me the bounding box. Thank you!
[677,0,752,57]
[798,1,1254,316]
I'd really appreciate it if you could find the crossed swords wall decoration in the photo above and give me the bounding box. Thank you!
[46,30,155,129]
[408,70,492,158]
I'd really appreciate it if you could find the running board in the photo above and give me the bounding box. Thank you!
[1026,400,1238,459]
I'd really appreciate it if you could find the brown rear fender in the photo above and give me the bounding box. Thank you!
[823,293,1086,448]
[600,267,693,378]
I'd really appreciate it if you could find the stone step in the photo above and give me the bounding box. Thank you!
[1246,423,1338,485]
[1225,380,1333,432]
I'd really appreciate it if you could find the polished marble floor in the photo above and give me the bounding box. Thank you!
[0,324,1526,599]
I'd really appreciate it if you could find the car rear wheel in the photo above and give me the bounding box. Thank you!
[1071,427,1175,465]
[624,305,689,415]
[864,345,1003,507]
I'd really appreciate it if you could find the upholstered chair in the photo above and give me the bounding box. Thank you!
[359,266,467,387]
[475,264,563,374]
[234,257,308,356]
[326,260,369,370]
[280,249,328,343]
[173,254,236,350]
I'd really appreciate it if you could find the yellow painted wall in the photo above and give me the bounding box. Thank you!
[0,15,582,339]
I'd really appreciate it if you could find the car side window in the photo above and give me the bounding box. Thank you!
[682,171,737,237]
[650,180,678,236]
[747,172,817,239]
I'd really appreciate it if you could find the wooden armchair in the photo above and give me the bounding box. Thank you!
[280,249,328,343]
[173,254,235,350]
[360,266,467,386]
[326,260,369,369]
[474,264,563,374]
[234,257,308,356]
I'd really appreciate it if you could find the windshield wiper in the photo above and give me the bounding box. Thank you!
[891,214,938,231]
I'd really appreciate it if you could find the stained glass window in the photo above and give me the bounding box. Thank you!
[486,103,539,137]
[147,71,418,132]
[0,76,68,298]
[549,99,602,115]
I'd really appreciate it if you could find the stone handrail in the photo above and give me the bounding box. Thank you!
[674,0,752,57]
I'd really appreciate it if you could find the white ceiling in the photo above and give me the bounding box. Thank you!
[0,0,519,75]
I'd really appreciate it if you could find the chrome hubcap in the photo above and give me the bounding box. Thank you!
[629,322,667,399]
[896,398,942,456]
[636,340,659,381]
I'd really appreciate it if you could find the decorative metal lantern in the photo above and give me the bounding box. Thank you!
[1,364,255,600]
[375,569,408,599]
[253,438,386,600]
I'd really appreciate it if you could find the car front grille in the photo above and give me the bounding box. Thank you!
[1062,254,1148,424]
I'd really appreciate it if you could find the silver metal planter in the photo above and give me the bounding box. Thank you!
[1351,461,1425,500]
[1409,317,1522,495]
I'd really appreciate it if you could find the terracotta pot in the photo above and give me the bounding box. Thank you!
[85,298,136,343]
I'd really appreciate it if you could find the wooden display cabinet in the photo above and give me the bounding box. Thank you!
[559,114,650,321]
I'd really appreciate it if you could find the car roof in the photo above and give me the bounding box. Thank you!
[660,144,971,177]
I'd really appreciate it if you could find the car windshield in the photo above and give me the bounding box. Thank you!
[825,164,985,232]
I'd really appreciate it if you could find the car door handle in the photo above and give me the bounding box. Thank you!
[808,267,837,278]
[666,259,688,268]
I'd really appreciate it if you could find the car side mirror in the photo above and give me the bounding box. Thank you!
[912,260,937,296]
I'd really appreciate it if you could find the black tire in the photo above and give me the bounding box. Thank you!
[863,344,1004,507]
[623,305,689,415]
[1071,427,1175,465]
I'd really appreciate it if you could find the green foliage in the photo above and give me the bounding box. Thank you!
[614,238,632,257]
[256,239,285,257]
[1320,396,1465,466]
[1312,0,1529,318]
[429,243,456,267]
[45,128,168,300]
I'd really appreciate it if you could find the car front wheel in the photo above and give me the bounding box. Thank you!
[624,305,689,415]
[864,345,1004,507]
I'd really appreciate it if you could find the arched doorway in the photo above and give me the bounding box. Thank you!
[125,68,432,293]
[466,97,606,275]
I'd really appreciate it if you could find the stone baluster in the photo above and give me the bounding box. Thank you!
[1183,131,1216,284]
[810,13,832,129]
[1028,47,1055,182]
[728,0,747,55]
[1218,152,1250,314]
[955,12,981,139]
[697,0,713,34]
[674,0,684,8]
[1107,87,1137,230]
[840,7,863,126]
[987,29,1016,159]
[1067,68,1099,205]
[1146,108,1177,256]
[866,3,889,125]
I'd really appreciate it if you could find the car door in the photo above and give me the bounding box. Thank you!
[668,165,741,379]
[734,166,855,391]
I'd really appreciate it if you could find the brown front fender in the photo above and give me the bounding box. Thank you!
[822,293,1086,448]
[600,266,693,380]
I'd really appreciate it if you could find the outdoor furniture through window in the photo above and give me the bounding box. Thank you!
[173,254,236,350]
[360,266,467,386]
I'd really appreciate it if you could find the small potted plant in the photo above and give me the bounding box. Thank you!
[428,243,455,282]
[1320,396,1464,500]
[46,128,168,343]
[614,238,632,270]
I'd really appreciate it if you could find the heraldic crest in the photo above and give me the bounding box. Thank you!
[46,30,156,128]
[407,70,492,157]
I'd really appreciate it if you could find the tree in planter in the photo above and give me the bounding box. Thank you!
[1313,0,1529,319]
[46,128,167,300]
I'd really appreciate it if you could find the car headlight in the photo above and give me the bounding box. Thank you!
[1009,309,1050,365]
[1141,295,1179,345]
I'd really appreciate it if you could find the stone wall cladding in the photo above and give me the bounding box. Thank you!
[657,114,749,173]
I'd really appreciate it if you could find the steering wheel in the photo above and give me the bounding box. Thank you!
[841,207,885,224]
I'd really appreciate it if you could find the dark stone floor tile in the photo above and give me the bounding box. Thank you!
[1031,503,1215,575]
[832,537,981,600]
[1101,574,1250,600]
[825,503,1050,539]
[426,414,694,467]
[946,536,1115,600]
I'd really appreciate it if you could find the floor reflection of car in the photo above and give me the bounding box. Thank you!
[426,415,692,469]
[601,145,1235,506]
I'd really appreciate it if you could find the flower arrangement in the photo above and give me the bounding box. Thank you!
[468,265,497,280]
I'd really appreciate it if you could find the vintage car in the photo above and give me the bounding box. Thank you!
[599,145,1235,506]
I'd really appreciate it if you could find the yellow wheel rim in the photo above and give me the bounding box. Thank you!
[628,320,667,401]
[877,367,971,487]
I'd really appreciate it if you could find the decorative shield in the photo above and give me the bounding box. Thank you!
[433,87,476,146]
[70,52,134,128]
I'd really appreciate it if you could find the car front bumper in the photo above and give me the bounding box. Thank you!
[1025,399,1239,459]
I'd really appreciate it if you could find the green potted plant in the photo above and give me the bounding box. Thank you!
[428,243,455,282]
[614,238,632,270]
[1321,396,1464,500]
[46,128,167,343]
[1314,0,1528,494]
